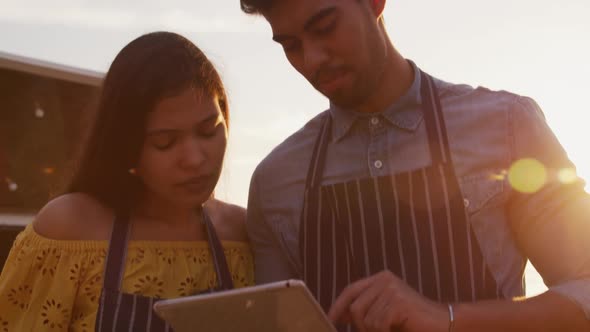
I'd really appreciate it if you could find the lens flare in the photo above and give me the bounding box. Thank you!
[558,168,578,184]
[488,170,507,181]
[508,158,547,193]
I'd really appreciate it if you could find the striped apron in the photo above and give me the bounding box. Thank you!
[300,71,502,330]
[95,211,234,331]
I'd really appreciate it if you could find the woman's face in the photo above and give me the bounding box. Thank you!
[136,87,227,208]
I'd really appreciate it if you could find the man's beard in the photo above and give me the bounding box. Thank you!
[324,76,368,108]
[329,49,387,109]
[324,58,387,110]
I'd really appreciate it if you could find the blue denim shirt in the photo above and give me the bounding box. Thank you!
[247,61,590,319]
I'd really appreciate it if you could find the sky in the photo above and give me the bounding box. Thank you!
[1,0,589,296]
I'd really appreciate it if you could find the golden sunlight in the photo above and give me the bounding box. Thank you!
[557,168,578,185]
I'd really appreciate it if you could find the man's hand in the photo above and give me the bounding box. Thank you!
[327,270,448,332]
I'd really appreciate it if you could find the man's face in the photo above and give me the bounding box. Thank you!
[263,0,388,108]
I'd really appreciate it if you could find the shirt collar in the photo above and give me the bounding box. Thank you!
[329,60,423,142]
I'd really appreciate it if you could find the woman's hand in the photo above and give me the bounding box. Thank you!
[328,270,448,332]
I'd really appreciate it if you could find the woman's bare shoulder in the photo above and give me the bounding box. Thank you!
[33,193,115,241]
[206,199,248,242]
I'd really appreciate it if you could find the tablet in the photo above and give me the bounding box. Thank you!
[153,279,337,332]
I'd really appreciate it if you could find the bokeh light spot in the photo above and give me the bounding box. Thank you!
[508,158,547,193]
[34,104,45,118]
[43,167,55,175]
[488,172,506,181]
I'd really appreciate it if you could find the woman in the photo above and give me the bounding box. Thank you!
[0,32,253,331]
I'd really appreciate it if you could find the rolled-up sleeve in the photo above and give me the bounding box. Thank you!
[247,169,298,284]
[507,96,590,319]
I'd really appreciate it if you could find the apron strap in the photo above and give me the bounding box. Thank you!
[203,210,234,290]
[420,72,453,166]
[102,213,132,291]
[305,113,333,190]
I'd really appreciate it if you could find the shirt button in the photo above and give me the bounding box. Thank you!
[370,117,380,125]
[374,160,383,169]
[463,198,470,208]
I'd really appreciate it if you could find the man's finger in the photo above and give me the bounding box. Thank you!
[328,276,374,322]
[348,282,386,331]
[364,291,397,332]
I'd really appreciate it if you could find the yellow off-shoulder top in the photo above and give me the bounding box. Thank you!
[0,224,254,331]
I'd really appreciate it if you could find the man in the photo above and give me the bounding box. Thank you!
[242,0,590,331]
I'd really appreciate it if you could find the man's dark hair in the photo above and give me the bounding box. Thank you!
[240,0,372,16]
[240,0,274,14]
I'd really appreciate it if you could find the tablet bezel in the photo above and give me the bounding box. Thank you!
[152,279,336,332]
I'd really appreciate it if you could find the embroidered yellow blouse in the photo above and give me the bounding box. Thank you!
[0,224,254,331]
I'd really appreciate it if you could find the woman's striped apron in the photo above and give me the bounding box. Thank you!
[95,211,233,331]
